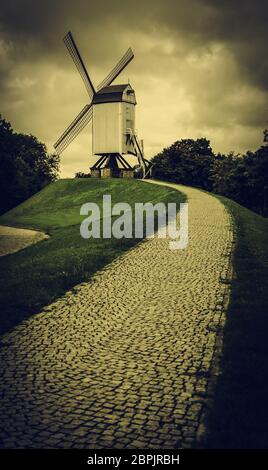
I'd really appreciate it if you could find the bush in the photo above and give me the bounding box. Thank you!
[75,172,91,178]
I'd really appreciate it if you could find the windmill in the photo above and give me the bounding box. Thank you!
[54,32,152,178]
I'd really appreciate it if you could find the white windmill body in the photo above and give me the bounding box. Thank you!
[92,84,136,155]
[54,32,152,178]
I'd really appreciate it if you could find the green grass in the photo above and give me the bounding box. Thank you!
[205,196,268,448]
[0,178,185,336]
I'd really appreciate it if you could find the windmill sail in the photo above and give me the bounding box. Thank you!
[63,32,95,101]
[54,105,93,154]
[97,48,134,91]
[54,33,136,158]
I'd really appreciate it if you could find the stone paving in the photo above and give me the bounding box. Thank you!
[0,183,233,449]
[0,225,48,257]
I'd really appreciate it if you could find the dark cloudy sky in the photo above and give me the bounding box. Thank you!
[1,0,267,176]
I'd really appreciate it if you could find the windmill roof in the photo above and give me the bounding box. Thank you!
[92,84,136,104]
[98,84,129,94]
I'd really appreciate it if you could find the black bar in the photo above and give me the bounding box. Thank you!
[1,449,268,467]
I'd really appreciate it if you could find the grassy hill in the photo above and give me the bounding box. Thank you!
[0,178,185,336]
[206,196,268,448]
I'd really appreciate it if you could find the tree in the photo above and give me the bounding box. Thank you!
[210,152,249,206]
[152,138,215,190]
[211,146,268,214]
[151,132,268,215]
[245,145,268,214]
[0,115,60,214]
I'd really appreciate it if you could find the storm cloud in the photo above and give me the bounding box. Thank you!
[1,0,267,176]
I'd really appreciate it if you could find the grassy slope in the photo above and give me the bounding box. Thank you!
[206,196,268,448]
[0,178,185,336]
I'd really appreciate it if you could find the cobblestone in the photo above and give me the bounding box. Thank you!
[0,225,48,256]
[0,183,233,448]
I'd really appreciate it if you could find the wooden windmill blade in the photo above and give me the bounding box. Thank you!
[97,48,134,91]
[54,105,93,154]
[63,31,95,101]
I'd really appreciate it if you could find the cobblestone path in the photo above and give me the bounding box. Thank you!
[0,225,48,257]
[0,183,233,449]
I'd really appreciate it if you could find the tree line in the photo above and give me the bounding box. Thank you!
[151,134,268,215]
[1,113,267,216]
[0,116,60,215]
